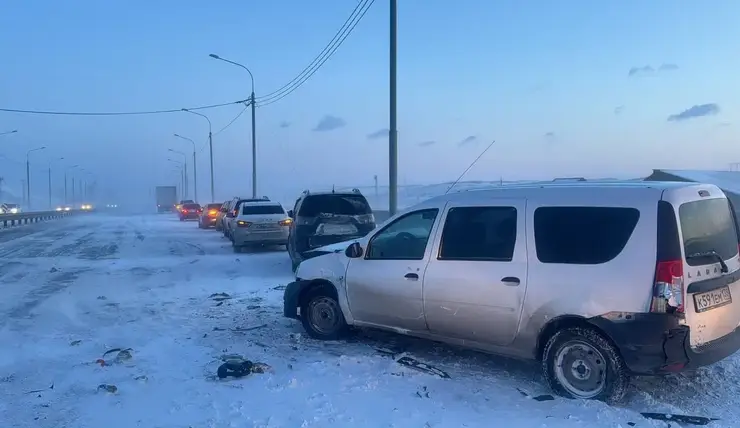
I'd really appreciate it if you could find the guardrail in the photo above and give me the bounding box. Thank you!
[0,210,76,228]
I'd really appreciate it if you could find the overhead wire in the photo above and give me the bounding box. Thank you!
[255,0,375,107]
[0,99,248,116]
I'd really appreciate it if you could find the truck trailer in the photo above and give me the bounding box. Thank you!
[155,186,177,213]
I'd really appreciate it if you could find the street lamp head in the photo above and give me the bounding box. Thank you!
[209,54,220,59]
[181,108,189,112]
[168,148,174,152]
[174,133,180,137]
[40,146,46,149]
[11,130,17,133]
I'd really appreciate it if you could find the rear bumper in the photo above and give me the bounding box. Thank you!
[589,312,740,375]
[233,228,289,246]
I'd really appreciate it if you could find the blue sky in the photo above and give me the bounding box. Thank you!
[0,0,738,207]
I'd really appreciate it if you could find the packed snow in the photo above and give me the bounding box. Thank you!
[1,213,739,427]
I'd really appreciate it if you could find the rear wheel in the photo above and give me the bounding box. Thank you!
[300,286,348,340]
[542,326,629,403]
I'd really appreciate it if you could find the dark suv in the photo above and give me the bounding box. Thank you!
[287,189,376,271]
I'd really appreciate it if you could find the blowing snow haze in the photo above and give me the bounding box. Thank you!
[1,1,740,427]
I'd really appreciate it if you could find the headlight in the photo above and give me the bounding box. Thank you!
[64,207,71,211]
[9,208,18,214]
[55,207,62,212]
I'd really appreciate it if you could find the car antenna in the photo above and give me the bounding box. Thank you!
[444,140,496,194]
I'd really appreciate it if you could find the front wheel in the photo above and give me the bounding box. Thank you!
[300,287,348,340]
[542,326,629,403]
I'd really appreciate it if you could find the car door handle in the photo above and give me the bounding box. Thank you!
[501,276,520,286]
[404,273,419,280]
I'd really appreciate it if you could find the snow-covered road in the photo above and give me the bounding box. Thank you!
[1,213,738,427]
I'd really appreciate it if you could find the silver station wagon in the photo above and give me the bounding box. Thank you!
[283,181,740,402]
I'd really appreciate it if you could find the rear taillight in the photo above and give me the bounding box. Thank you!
[279,218,292,226]
[237,220,251,227]
[208,210,217,216]
[357,214,375,224]
[182,209,188,214]
[652,259,684,314]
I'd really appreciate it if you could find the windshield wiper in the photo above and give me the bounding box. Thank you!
[686,250,729,273]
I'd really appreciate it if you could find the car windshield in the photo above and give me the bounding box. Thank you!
[299,194,371,216]
[242,204,284,215]
[182,204,200,209]
[206,203,221,209]
[5,204,17,208]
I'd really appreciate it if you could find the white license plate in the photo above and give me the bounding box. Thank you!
[254,223,277,230]
[322,224,357,235]
[694,286,732,313]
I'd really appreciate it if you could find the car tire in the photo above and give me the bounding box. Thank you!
[179,217,184,222]
[300,286,348,340]
[542,326,629,403]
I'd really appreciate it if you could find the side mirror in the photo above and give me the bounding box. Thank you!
[345,242,363,258]
[287,210,294,218]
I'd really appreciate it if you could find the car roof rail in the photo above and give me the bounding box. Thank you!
[302,189,310,195]
[351,188,361,193]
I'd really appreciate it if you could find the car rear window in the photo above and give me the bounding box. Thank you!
[242,204,284,215]
[534,206,640,264]
[207,203,221,209]
[298,194,372,216]
[679,198,738,265]
[183,204,200,209]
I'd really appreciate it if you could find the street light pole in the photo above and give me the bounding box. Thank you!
[174,134,198,203]
[389,0,398,216]
[26,146,46,209]
[168,149,188,199]
[64,165,79,205]
[48,157,64,209]
[182,110,214,202]
[209,53,257,198]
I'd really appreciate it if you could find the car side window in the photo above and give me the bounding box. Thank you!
[366,209,439,260]
[534,206,640,264]
[438,206,517,261]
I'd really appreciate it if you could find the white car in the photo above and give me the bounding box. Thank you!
[230,200,291,252]
[284,180,740,402]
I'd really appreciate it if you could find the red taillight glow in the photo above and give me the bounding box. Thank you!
[182,209,188,214]
[652,259,684,314]
[208,210,217,216]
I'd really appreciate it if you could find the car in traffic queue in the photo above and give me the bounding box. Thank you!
[178,203,201,221]
[198,203,223,229]
[175,199,195,213]
[223,197,271,240]
[214,201,230,231]
[283,181,740,402]
[55,204,73,212]
[230,200,291,252]
[286,188,376,272]
[0,203,21,214]
[80,203,94,211]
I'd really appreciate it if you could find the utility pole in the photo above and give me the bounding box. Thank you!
[388,0,398,215]
[48,167,52,208]
[21,180,26,206]
[25,160,30,209]
[71,177,75,203]
[193,150,198,203]
[374,174,379,198]
[208,54,257,198]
